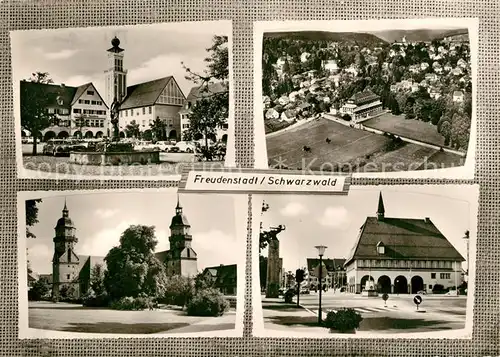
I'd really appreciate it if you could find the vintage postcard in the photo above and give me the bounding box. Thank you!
[11,20,234,180]
[252,184,478,338]
[254,18,478,179]
[18,189,245,338]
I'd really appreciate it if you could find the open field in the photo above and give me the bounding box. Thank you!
[262,291,466,334]
[266,118,463,173]
[363,113,446,147]
[28,301,236,334]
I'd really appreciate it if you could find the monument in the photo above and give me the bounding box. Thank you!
[265,225,285,298]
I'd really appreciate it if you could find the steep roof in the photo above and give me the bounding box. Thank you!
[71,82,109,108]
[119,76,174,110]
[345,216,465,266]
[203,264,237,284]
[20,81,77,109]
[307,258,346,274]
[185,81,228,102]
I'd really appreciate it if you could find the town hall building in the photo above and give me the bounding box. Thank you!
[344,193,466,295]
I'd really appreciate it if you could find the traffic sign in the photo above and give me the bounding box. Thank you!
[382,293,389,306]
[413,294,423,310]
[313,262,327,280]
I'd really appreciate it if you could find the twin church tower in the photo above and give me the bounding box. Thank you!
[51,197,198,299]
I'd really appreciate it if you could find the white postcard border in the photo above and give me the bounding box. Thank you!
[253,18,479,180]
[17,188,245,339]
[12,20,235,180]
[252,184,479,339]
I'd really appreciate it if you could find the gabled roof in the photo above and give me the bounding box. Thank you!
[185,81,228,102]
[119,76,176,110]
[349,90,379,106]
[345,216,465,265]
[307,258,346,274]
[20,81,77,109]
[202,264,237,284]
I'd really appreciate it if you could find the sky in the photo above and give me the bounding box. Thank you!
[26,191,237,275]
[10,21,231,105]
[259,185,478,273]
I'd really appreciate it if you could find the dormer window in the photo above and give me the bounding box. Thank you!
[57,96,64,106]
[376,241,385,255]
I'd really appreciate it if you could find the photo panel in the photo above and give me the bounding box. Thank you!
[18,188,245,338]
[254,18,478,179]
[12,20,235,180]
[252,184,478,338]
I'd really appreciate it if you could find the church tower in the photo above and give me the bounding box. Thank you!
[104,36,128,107]
[377,192,385,221]
[52,200,80,300]
[165,196,198,277]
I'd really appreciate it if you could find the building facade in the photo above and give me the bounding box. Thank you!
[178,82,229,143]
[20,81,109,141]
[340,90,383,122]
[202,264,237,296]
[307,258,347,290]
[345,193,465,294]
[104,37,186,141]
[155,197,198,277]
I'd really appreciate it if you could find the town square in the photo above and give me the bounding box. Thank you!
[22,191,242,336]
[12,21,232,178]
[256,185,477,336]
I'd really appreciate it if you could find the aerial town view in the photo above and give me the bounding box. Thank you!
[261,28,473,173]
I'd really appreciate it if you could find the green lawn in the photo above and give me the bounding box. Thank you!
[265,118,464,173]
[363,113,446,147]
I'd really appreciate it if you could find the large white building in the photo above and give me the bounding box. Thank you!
[340,90,383,122]
[345,193,466,295]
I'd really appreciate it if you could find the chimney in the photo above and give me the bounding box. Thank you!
[424,217,431,224]
[60,83,65,88]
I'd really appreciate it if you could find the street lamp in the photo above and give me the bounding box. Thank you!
[315,245,327,324]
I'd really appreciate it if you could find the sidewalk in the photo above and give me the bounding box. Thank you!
[155,310,237,334]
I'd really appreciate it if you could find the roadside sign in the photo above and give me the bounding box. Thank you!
[313,262,328,280]
[413,294,422,310]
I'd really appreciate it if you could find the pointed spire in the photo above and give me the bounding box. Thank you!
[377,192,385,221]
[176,194,182,214]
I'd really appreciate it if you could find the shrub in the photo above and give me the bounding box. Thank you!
[162,275,195,307]
[432,284,446,294]
[324,308,363,333]
[110,296,155,310]
[186,288,230,317]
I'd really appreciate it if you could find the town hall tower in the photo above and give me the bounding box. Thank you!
[104,36,128,107]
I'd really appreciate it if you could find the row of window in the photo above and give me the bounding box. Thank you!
[75,119,105,128]
[123,118,175,127]
[73,109,106,116]
[48,108,69,115]
[358,259,454,269]
[78,99,103,106]
[432,273,452,280]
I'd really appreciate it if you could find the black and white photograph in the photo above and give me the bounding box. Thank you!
[254,19,478,178]
[12,21,233,179]
[253,185,478,338]
[18,189,245,338]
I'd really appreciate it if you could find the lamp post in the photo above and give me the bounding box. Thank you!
[315,245,327,324]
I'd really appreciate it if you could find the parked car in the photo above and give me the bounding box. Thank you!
[42,139,76,156]
[300,287,310,294]
[168,146,181,153]
[175,141,196,153]
[445,289,458,296]
[417,290,427,295]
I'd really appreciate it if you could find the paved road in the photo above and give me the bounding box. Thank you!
[296,291,466,322]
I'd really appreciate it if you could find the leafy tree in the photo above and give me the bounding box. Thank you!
[142,129,153,141]
[125,120,140,139]
[194,272,215,291]
[182,35,229,149]
[150,117,167,141]
[163,275,195,307]
[104,225,167,301]
[259,255,268,292]
[20,73,56,155]
[90,264,106,296]
[28,279,50,301]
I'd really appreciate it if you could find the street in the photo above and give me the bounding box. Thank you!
[262,291,467,334]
